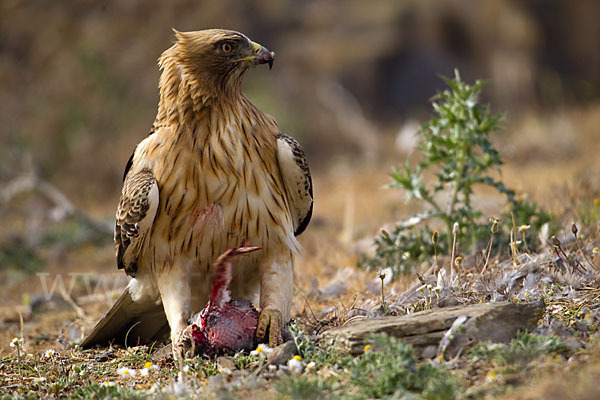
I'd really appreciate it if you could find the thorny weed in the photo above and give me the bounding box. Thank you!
[364,70,551,277]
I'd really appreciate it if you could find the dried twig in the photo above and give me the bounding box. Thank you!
[572,222,596,271]
[58,284,89,322]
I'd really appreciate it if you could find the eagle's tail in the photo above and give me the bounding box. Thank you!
[80,288,168,349]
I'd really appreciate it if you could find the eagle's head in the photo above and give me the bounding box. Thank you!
[158,29,274,105]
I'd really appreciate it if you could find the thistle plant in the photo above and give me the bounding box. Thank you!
[366,70,551,276]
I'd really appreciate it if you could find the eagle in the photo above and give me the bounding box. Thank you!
[80,29,313,359]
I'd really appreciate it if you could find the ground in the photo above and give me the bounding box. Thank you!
[1,106,600,399]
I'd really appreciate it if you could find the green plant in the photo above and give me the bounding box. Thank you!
[289,322,340,368]
[366,70,551,276]
[339,334,461,400]
[68,383,146,400]
[191,356,220,378]
[492,331,567,366]
[0,242,43,274]
[275,375,330,400]
[467,331,567,367]
[233,352,260,370]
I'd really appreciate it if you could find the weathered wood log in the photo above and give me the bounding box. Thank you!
[318,301,544,359]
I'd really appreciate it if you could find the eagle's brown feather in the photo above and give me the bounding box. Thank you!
[115,169,159,277]
[276,133,313,236]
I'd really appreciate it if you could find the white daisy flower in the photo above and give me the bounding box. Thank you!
[43,349,57,358]
[518,225,531,232]
[140,361,159,377]
[406,216,421,227]
[287,355,305,374]
[250,344,272,358]
[10,337,24,348]
[116,367,136,378]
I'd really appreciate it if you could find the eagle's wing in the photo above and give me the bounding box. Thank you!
[115,167,159,277]
[79,286,169,348]
[276,133,313,236]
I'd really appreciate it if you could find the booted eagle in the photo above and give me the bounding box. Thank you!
[81,29,313,358]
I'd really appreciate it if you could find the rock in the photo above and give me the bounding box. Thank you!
[319,301,544,359]
[268,340,298,365]
[217,356,236,370]
[150,344,173,363]
[94,350,115,362]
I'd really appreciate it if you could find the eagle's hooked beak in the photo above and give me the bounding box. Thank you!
[235,42,275,69]
[252,42,275,70]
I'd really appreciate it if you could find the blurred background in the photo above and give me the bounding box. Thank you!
[1,0,600,303]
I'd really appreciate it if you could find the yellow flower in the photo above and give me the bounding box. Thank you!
[363,344,371,352]
[594,199,599,207]
[593,247,599,255]
[293,355,302,361]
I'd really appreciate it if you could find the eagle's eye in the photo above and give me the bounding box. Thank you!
[221,42,233,53]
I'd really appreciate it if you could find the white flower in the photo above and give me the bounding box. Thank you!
[518,225,531,232]
[377,267,393,285]
[305,361,316,371]
[453,222,459,234]
[43,349,56,358]
[140,361,159,377]
[287,355,305,374]
[485,371,501,383]
[267,364,278,371]
[100,381,116,387]
[250,344,273,358]
[406,217,421,227]
[116,367,136,378]
[33,377,46,383]
[10,337,24,348]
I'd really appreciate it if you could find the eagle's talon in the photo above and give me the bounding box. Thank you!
[257,309,283,347]
[173,328,193,360]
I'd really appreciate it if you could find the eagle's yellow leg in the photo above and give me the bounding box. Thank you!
[156,264,193,360]
[257,253,293,347]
